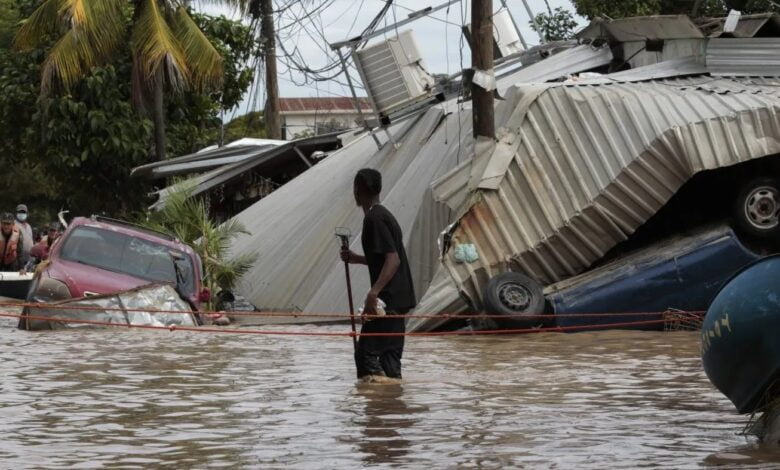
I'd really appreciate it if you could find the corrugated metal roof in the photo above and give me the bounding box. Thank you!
[706,38,780,76]
[603,55,707,81]
[222,42,618,319]
[279,97,372,113]
[228,107,464,314]
[437,76,780,310]
[578,15,704,42]
[707,13,780,38]
[497,44,613,92]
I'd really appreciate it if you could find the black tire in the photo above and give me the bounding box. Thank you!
[482,272,546,325]
[734,177,780,239]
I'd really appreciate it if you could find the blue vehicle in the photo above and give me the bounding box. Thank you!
[701,255,780,414]
[541,226,764,330]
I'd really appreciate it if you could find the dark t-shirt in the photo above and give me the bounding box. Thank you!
[361,204,416,311]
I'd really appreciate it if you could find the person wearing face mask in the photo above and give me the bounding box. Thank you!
[14,204,32,265]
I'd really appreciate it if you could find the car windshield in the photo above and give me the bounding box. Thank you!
[60,226,196,294]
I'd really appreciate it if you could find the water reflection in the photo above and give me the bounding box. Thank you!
[0,318,779,468]
[354,384,415,465]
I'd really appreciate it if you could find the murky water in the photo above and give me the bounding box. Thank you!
[1,315,778,469]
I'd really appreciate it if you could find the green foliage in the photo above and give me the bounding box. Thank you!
[573,0,780,19]
[42,64,154,215]
[220,111,267,144]
[531,7,578,42]
[0,2,256,220]
[166,12,257,155]
[140,182,255,309]
[0,0,18,48]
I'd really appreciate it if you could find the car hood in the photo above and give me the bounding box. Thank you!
[46,258,164,298]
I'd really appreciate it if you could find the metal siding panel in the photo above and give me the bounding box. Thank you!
[707,38,780,76]
[441,76,780,307]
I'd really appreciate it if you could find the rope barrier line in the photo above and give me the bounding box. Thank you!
[0,301,703,320]
[1,310,671,337]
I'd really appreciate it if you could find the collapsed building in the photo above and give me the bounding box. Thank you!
[137,13,780,329]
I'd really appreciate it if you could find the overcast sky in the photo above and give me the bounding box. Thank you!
[205,0,584,120]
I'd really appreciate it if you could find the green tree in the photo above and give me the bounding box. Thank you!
[14,0,224,161]
[0,4,255,218]
[217,110,267,145]
[140,182,255,310]
[531,6,578,42]
[165,12,257,155]
[573,0,779,19]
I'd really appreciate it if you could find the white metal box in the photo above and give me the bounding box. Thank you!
[354,29,436,116]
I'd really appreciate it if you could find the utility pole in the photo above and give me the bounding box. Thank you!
[261,0,281,139]
[472,0,495,139]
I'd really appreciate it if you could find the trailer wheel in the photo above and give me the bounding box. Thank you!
[482,272,545,323]
[735,178,780,239]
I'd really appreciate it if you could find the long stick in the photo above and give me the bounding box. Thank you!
[343,260,357,350]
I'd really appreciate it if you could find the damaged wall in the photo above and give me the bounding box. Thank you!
[437,76,780,309]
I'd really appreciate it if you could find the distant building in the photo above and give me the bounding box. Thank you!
[280,97,373,140]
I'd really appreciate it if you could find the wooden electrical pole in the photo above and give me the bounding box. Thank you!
[472,0,495,139]
[261,0,282,139]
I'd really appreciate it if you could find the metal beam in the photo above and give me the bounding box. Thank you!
[293,146,313,168]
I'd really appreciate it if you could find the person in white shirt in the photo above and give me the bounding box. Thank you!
[14,204,33,265]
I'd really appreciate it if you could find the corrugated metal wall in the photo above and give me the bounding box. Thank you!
[441,76,780,308]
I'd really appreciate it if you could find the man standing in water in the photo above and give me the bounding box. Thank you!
[341,169,416,382]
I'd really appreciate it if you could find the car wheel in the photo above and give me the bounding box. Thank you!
[735,177,780,239]
[482,272,546,325]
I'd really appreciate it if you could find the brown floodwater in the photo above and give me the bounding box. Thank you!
[1,315,778,469]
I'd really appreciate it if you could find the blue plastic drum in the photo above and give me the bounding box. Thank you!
[701,255,780,414]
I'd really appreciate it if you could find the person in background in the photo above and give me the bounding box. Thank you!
[340,168,416,383]
[0,213,24,272]
[29,224,60,266]
[14,204,33,265]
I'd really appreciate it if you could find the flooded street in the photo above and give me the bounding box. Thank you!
[1,316,778,469]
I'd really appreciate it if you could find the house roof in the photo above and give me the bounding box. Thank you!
[279,97,372,113]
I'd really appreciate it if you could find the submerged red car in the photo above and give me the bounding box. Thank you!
[19,216,208,327]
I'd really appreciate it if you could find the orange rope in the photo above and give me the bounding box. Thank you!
[1,310,671,337]
[0,300,701,320]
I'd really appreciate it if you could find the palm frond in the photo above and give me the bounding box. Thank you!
[58,0,88,27]
[171,6,223,91]
[132,0,189,91]
[15,0,66,49]
[41,29,94,92]
[18,0,125,93]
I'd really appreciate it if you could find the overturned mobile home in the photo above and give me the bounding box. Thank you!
[226,14,780,330]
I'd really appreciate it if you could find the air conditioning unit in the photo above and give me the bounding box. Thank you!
[493,8,524,57]
[354,30,436,116]
[465,8,524,58]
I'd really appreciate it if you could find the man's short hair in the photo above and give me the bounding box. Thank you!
[354,168,382,196]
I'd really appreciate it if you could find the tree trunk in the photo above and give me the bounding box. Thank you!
[261,0,281,140]
[471,0,495,139]
[153,69,166,160]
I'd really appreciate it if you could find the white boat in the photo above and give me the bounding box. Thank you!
[0,272,33,300]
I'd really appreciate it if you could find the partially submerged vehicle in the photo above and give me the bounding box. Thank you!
[18,216,209,330]
[407,224,769,332]
[424,73,780,330]
[22,284,200,330]
[702,255,780,445]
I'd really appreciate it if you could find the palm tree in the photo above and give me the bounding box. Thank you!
[140,182,255,311]
[14,0,224,160]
